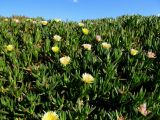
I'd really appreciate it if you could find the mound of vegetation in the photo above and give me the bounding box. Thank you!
[0,15,160,119]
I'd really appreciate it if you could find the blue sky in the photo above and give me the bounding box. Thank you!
[0,0,160,21]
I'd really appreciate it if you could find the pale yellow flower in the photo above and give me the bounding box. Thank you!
[42,111,59,120]
[51,46,59,53]
[26,18,32,22]
[54,18,61,22]
[147,51,156,59]
[13,19,20,23]
[53,35,62,41]
[96,35,102,42]
[101,42,111,49]
[117,116,125,120]
[77,98,84,107]
[6,45,14,52]
[60,56,71,66]
[82,44,91,50]
[0,86,8,93]
[138,103,151,116]
[82,28,89,35]
[78,22,84,27]
[41,21,48,25]
[4,18,8,22]
[82,73,94,84]
[130,49,138,56]
[32,20,37,24]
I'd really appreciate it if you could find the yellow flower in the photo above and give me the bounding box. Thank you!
[41,21,48,25]
[82,28,89,35]
[42,111,59,120]
[51,46,59,53]
[82,73,94,84]
[82,44,91,50]
[60,56,71,66]
[101,42,111,49]
[53,35,62,41]
[130,49,138,56]
[6,45,14,52]
[54,18,61,22]
[96,35,102,42]
[78,22,84,27]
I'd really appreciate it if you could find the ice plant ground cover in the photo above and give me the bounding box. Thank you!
[0,15,160,119]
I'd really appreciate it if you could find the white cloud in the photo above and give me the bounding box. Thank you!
[73,0,78,3]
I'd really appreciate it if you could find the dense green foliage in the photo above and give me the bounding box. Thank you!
[0,15,160,120]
